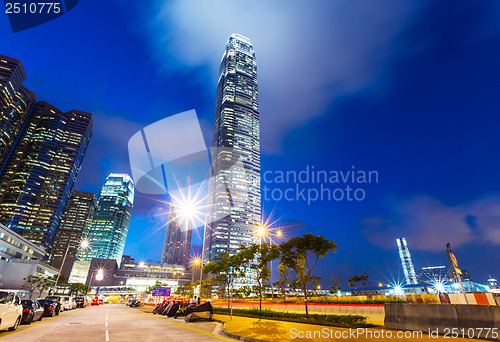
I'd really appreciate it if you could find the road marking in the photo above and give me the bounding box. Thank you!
[143,312,233,342]
[0,308,83,338]
[105,329,110,341]
[105,321,108,327]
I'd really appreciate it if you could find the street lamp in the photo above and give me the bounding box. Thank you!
[53,239,90,294]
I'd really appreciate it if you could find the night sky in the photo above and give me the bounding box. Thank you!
[1,0,499,288]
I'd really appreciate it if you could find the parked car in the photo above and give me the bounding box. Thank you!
[129,299,141,307]
[90,297,100,306]
[38,299,60,316]
[21,300,44,324]
[0,291,22,331]
[74,297,87,308]
[60,296,76,310]
[44,296,64,313]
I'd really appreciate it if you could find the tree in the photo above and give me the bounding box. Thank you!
[328,274,341,295]
[203,251,246,308]
[279,233,338,316]
[348,272,369,289]
[236,243,280,310]
[22,275,56,298]
[69,283,90,296]
[275,262,292,300]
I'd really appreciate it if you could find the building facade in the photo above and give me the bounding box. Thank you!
[0,100,93,257]
[83,174,134,263]
[396,238,418,285]
[204,34,261,269]
[0,223,58,291]
[419,266,447,283]
[0,55,37,172]
[161,205,192,266]
[49,190,97,278]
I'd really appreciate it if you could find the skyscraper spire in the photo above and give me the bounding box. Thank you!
[396,237,418,285]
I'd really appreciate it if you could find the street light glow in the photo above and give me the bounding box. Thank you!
[80,240,89,249]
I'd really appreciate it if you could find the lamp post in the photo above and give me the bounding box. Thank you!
[255,225,283,299]
[53,240,89,294]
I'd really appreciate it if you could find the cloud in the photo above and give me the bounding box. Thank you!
[136,0,426,152]
[361,195,500,251]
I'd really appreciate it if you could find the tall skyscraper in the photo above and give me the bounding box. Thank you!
[49,190,97,276]
[0,100,93,256]
[83,174,134,263]
[204,34,261,265]
[0,55,37,172]
[161,205,192,266]
[396,238,418,285]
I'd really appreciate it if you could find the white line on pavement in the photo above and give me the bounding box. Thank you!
[105,330,110,341]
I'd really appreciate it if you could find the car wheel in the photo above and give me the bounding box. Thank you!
[37,313,43,321]
[9,317,20,331]
[26,315,33,325]
[55,309,59,316]
[49,310,54,317]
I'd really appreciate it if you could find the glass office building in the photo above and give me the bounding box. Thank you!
[49,190,97,274]
[204,34,261,268]
[161,205,192,266]
[0,101,93,257]
[83,174,134,263]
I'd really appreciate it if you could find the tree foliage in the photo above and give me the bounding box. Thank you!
[348,273,369,289]
[279,233,338,316]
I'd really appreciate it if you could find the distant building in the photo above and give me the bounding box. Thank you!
[419,266,447,282]
[49,191,97,279]
[0,101,93,257]
[0,223,58,291]
[83,174,134,263]
[83,256,190,292]
[488,277,498,288]
[161,205,192,266]
[396,238,418,285]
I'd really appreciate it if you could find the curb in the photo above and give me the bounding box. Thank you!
[213,319,273,342]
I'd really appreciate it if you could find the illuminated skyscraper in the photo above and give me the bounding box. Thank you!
[204,34,260,264]
[161,205,192,266]
[396,238,418,285]
[49,190,97,277]
[0,101,93,256]
[0,55,36,172]
[83,174,134,263]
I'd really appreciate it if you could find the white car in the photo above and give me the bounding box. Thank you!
[62,296,77,310]
[0,291,22,331]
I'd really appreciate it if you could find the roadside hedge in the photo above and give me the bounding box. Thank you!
[213,307,371,328]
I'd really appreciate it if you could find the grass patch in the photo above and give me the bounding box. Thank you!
[213,307,372,328]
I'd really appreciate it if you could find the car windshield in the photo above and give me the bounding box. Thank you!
[21,300,33,307]
[45,296,59,300]
[0,292,12,304]
[38,300,53,305]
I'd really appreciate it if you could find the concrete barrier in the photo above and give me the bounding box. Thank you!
[427,304,458,335]
[385,303,500,340]
[456,304,494,339]
[384,303,407,330]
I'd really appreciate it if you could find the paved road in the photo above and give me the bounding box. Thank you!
[0,304,234,342]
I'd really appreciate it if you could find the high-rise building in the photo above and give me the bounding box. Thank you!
[419,266,447,283]
[161,205,192,266]
[396,238,418,285]
[0,55,36,173]
[83,174,134,263]
[0,101,93,256]
[49,190,97,278]
[204,34,261,265]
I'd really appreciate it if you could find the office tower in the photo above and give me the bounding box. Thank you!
[0,55,37,171]
[49,190,97,277]
[419,266,447,283]
[204,34,261,263]
[83,174,134,263]
[396,238,418,285]
[161,205,192,266]
[0,101,93,256]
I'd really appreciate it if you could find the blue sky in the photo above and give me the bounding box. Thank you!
[1,0,500,287]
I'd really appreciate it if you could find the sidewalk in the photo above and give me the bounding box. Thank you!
[215,314,485,342]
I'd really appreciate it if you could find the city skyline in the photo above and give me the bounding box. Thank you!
[1,0,499,287]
